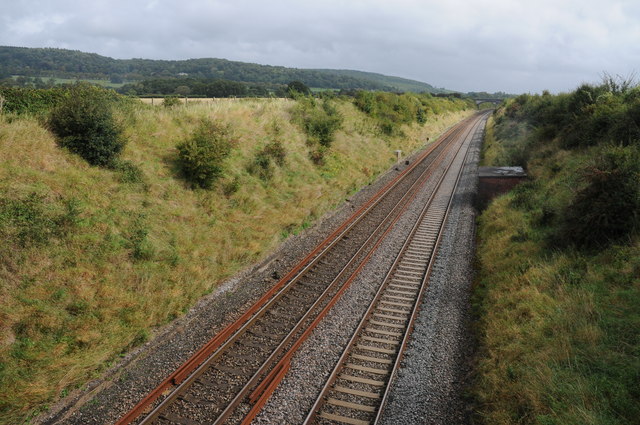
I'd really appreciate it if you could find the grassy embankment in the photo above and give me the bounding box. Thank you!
[473,84,639,424]
[0,88,473,423]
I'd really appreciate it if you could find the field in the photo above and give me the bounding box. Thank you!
[0,94,473,423]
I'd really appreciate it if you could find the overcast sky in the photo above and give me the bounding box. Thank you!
[2,0,639,93]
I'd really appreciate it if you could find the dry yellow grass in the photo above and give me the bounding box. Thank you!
[0,98,472,423]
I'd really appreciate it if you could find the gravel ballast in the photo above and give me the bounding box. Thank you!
[252,115,486,424]
[378,119,484,425]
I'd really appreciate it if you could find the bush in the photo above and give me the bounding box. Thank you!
[176,119,234,189]
[248,140,286,181]
[353,91,442,136]
[163,96,182,108]
[47,84,126,167]
[287,81,311,97]
[558,145,640,248]
[0,86,68,115]
[293,97,343,148]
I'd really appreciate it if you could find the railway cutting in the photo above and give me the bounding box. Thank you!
[115,111,490,425]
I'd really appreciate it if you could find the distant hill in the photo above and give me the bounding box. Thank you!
[0,46,446,93]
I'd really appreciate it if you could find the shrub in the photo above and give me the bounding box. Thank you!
[287,81,311,97]
[558,145,640,248]
[163,96,182,108]
[353,91,433,136]
[47,84,126,167]
[176,119,234,189]
[0,86,68,115]
[248,140,286,181]
[293,97,343,148]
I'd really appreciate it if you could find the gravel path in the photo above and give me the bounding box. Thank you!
[252,115,486,424]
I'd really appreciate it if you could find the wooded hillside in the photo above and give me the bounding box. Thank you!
[0,46,445,93]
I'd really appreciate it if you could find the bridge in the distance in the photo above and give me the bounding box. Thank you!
[473,98,504,107]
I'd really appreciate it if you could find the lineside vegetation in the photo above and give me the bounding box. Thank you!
[0,84,473,423]
[474,77,640,425]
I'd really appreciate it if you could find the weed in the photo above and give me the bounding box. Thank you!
[0,191,80,248]
[222,176,240,197]
[248,140,287,181]
[112,160,146,186]
[127,214,155,261]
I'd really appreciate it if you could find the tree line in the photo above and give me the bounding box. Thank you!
[0,46,432,92]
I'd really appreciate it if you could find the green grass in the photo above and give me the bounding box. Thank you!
[473,107,640,425]
[0,96,473,424]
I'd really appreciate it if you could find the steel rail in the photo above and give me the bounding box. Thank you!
[211,117,475,425]
[137,117,470,425]
[116,114,478,425]
[303,112,488,425]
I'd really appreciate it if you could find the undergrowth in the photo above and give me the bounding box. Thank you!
[473,79,640,424]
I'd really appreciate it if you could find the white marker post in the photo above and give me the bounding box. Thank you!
[395,150,402,164]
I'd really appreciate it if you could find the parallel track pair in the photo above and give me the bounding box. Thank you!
[118,112,488,425]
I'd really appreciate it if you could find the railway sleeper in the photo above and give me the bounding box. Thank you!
[339,373,385,387]
[213,364,246,376]
[345,363,389,375]
[159,411,202,425]
[327,397,376,413]
[319,411,370,425]
[361,335,399,346]
[364,327,402,337]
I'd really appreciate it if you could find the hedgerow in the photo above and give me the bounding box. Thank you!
[494,76,640,249]
[0,86,68,115]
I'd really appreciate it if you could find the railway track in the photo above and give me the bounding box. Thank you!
[304,114,488,425]
[117,112,486,425]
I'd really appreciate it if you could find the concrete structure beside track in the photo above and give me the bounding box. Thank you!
[477,166,527,209]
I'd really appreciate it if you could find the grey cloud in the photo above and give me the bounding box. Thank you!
[1,0,639,93]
